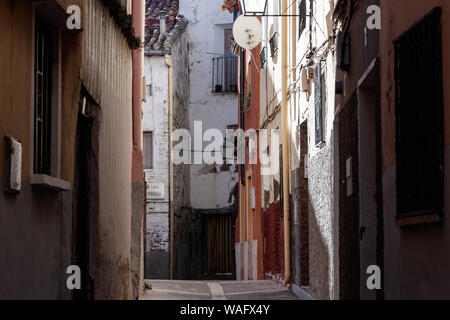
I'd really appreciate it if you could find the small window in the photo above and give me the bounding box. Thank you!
[314,62,326,145]
[34,15,55,175]
[224,28,233,54]
[394,7,444,218]
[260,47,266,68]
[269,32,279,57]
[298,0,307,38]
[143,132,153,169]
[224,125,239,163]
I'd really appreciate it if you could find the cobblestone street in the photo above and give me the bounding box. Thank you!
[141,280,299,300]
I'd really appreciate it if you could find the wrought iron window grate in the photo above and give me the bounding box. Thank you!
[394,7,444,218]
[212,56,238,94]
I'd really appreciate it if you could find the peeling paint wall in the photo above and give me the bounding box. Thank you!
[143,27,190,279]
[180,0,239,210]
[143,55,170,279]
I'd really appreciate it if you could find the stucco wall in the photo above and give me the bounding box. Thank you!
[290,0,337,299]
[81,0,134,300]
[0,0,80,299]
[180,0,239,210]
[143,56,170,278]
[380,0,450,299]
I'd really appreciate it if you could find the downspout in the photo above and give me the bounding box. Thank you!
[281,0,291,284]
[165,55,174,280]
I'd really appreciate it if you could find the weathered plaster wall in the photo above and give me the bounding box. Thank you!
[380,0,450,299]
[291,0,337,299]
[0,0,81,299]
[172,29,191,216]
[81,0,134,300]
[143,55,170,279]
[180,0,239,210]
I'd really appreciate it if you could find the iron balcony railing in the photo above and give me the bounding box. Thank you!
[212,55,238,94]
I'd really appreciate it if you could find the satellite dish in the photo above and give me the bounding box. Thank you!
[232,15,262,50]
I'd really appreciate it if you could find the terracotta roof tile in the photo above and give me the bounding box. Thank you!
[145,0,187,51]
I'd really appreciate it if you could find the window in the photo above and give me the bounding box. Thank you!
[143,132,153,169]
[269,32,279,57]
[34,15,57,175]
[298,0,307,37]
[224,125,239,163]
[260,46,267,68]
[314,62,326,145]
[211,28,238,94]
[224,29,233,54]
[394,7,444,218]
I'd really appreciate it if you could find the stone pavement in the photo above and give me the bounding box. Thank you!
[141,280,299,300]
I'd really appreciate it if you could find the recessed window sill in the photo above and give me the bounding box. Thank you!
[396,212,443,227]
[30,174,71,192]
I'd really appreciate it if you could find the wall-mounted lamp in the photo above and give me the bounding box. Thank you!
[240,0,309,17]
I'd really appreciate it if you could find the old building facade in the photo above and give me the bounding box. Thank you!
[0,0,144,300]
[230,0,450,300]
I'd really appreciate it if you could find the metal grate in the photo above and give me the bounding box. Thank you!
[212,56,238,94]
[34,16,53,175]
[394,7,444,217]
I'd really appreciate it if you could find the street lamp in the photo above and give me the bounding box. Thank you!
[239,0,310,17]
[239,0,267,16]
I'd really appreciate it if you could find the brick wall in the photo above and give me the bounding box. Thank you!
[263,200,285,278]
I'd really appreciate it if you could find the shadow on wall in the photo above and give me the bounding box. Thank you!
[308,199,331,300]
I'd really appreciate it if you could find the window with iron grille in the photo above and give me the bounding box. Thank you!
[211,28,238,94]
[34,16,53,175]
[143,132,153,169]
[298,0,307,38]
[394,7,444,218]
[212,55,238,94]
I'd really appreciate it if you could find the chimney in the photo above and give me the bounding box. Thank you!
[160,11,167,35]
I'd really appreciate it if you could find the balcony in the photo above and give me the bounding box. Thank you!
[212,55,238,94]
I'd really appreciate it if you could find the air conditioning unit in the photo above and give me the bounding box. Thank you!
[4,137,22,194]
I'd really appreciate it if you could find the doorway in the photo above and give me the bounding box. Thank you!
[203,214,234,277]
[73,91,99,300]
[358,64,383,300]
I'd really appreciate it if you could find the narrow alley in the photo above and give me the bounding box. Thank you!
[0,0,450,304]
[141,280,300,300]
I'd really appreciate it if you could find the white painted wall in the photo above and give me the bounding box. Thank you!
[143,56,169,252]
[180,0,239,209]
[290,0,337,300]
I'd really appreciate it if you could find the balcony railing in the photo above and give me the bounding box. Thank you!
[212,55,238,94]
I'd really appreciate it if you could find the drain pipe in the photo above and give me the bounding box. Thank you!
[281,0,291,285]
[165,54,174,280]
